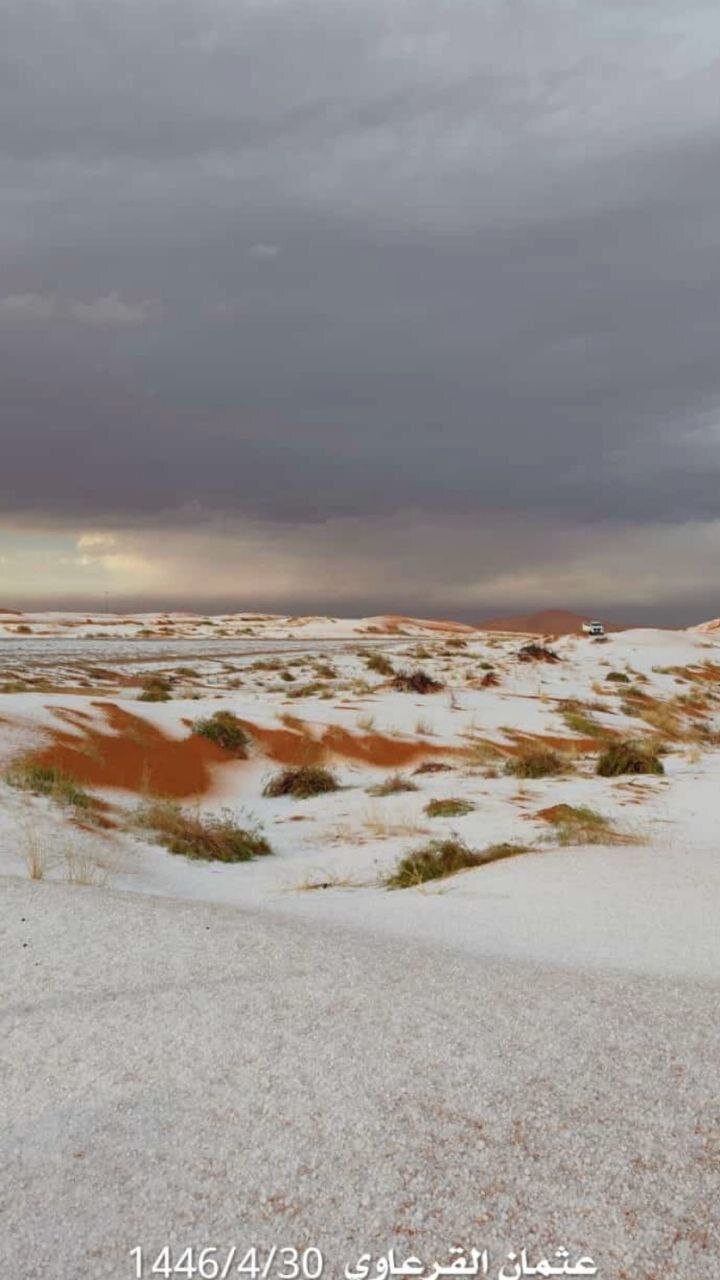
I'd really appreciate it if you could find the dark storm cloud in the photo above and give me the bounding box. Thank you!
[2,0,720,544]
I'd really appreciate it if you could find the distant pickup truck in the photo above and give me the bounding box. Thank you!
[582,620,605,637]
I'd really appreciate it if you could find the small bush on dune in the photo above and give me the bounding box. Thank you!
[505,747,567,778]
[386,837,528,888]
[559,699,610,739]
[138,674,173,702]
[287,681,329,699]
[262,765,339,799]
[606,671,630,683]
[367,773,418,796]
[6,762,94,811]
[392,668,444,694]
[537,803,619,845]
[136,801,271,862]
[517,643,559,663]
[365,651,395,677]
[596,740,664,777]
[192,710,249,753]
[424,797,475,818]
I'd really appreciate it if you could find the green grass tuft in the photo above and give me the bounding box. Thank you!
[5,762,94,811]
[136,801,271,862]
[262,765,339,799]
[424,797,475,818]
[138,674,173,702]
[596,740,664,777]
[367,773,419,796]
[192,710,249,753]
[505,746,567,778]
[387,837,528,887]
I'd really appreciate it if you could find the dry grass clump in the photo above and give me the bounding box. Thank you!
[365,651,395,677]
[596,740,664,777]
[414,760,453,774]
[517,643,559,663]
[606,670,630,683]
[537,803,632,846]
[367,772,419,796]
[138,674,173,702]
[313,662,337,680]
[392,668,444,694]
[191,710,249,753]
[559,699,611,739]
[136,801,272,862]
[386,837,528,888]
[504,746,568,779]
[424,797,475,818]
[287,681,330,699]
[263,765,339,799]
[6,762,95,812]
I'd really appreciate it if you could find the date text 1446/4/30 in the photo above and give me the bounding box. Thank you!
[130,1246,324,1280]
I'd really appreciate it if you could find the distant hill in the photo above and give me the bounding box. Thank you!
[476,608,621,636]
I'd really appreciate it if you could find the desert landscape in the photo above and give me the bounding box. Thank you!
[2,609,719,1276]
[6,0,720,1273]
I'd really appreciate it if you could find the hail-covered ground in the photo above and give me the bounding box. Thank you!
[1,611,719,1277]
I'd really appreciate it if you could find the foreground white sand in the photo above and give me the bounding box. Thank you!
[2,877,718,1279]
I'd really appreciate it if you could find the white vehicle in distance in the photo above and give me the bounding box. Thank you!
[582,619,605,637]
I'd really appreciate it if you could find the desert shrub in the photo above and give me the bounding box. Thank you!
[505,746,567,778]
[606,671,630,683]
[367,773,419,796]
[138,674,172,702]
[314,663,337,680]
[287,681,328,699]
[386,837,527,887]
[480,661,494,670]
[537,803,613,845]
[5,762,93,811]
[192,710,249,753]
[481,671,499,688]
[365,651,395,677]
[596,740,664,777]
[175,666,200,678]
[445,637,468,649]
[392,668,444,694]
[425,797,475,817]
[559,700,609,739]
[136,801,271,862]
[262,765,339,799]
[517,643,559,663]
[414,761,453,774]
[279,670,296,682]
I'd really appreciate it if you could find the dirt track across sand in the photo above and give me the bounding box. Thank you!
[2,878,717,1279]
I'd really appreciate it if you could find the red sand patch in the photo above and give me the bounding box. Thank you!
[237,716,453,769]
[477,609,626,636]
[506,730,604,755]
[22,704,457,797]
[29,703,237,798]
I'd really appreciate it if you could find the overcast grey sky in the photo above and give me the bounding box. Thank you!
[2,0,720,621]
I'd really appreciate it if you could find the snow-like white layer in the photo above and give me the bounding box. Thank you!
[1,620,719,983]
